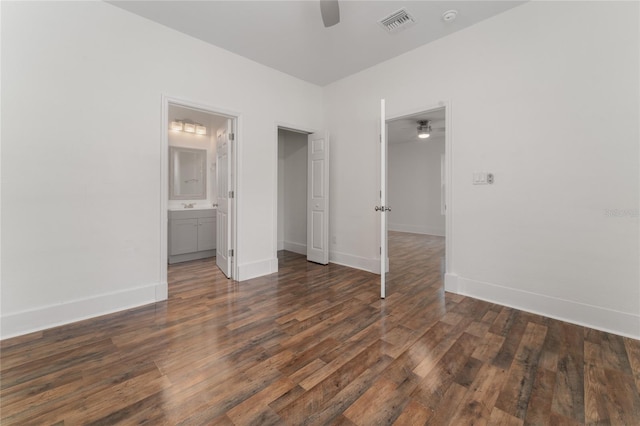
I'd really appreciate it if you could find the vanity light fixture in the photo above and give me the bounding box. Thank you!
[170,119,207,135]
[417,120,431,139]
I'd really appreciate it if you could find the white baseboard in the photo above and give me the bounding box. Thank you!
[456,276,640,340]
[1,282,166,340]
[329,250,378,274]
[283,241,306,256]
[238,258,278,281]
[388,223,445,237]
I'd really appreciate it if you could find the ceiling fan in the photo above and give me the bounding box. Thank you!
[320,0,340,28]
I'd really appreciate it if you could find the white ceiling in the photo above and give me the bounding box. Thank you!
[108,0,527,86]
[388,107,445,144]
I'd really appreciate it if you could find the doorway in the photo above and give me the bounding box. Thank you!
[381,103,450,298]
[277,128,309,258]
[161,96,239,295]
[274,125,330,267]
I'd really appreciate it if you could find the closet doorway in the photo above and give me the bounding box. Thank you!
[277,128,309,259]
[276,126,330,265]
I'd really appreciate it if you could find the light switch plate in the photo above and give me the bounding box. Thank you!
[473,172,494,185]
[473,172,487,184]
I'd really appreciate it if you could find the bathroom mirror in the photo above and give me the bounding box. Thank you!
[169,147,207,200]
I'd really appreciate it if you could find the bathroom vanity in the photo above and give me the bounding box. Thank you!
[168,208,216,264]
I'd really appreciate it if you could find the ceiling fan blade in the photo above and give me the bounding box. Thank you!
[320,0,340,28]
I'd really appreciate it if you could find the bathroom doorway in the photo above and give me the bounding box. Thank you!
[161,96,239,292]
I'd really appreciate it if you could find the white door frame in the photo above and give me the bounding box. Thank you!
[273,122,317,268]
[384,101,454,287]
[161,95,240,295]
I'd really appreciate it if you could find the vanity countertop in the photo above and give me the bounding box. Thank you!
[168,206,217,212]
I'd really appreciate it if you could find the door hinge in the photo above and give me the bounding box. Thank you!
[229,133,235,141]
[229,249,234,257]
[229,190,234,198]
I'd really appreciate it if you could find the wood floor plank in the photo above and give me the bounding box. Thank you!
[624,336,640,392]
[448,363,508,425]
[551,322,585,423]
[524,367,556,425]
[1,232,638,424]
[392,399,432,425]
[494,321,547,419]
[488,407,524,425]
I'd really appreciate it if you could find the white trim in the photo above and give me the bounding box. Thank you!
[386,100,454,281]
[283,241,306,255]
[329,251,378,274]
[388,223,445,236]
[238,258,278,281]
[444,272,459,293]
[1,282,165,340]
[232,115,241,280]
[457,276,640,340]
[162,95,240,281]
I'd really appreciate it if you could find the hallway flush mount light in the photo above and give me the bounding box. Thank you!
[170,120,207,135]
[417,120,431,139]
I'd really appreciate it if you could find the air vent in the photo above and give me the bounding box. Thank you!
[379,9,416,33]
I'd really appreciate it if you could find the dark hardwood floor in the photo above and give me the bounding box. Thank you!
[2,231,639,424]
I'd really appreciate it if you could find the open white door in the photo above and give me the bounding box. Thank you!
[307,132,330,264]
[379,99,388,298]
[216,119,233,278]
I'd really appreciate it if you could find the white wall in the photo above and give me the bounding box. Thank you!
[1,1,323,338]
[324,1,639,338]
[278,129,307,255]
[388,138,445,236]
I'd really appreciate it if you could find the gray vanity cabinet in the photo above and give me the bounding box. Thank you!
[169,209,216,264]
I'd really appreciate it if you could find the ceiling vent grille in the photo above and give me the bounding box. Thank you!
[379,9,416,33]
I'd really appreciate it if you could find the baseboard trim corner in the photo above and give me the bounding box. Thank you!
[329,250,378,274]
[238,258,278,281]
[283,241,306,256]
[444,272,459,293]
